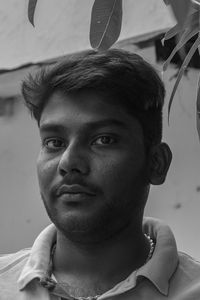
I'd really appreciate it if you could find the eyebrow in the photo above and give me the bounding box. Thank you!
[40,119,129,133]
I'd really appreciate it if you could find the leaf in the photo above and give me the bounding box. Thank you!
[90,0,122,51]
[168,35,200,122]
[163,27,199,71]
[167,0,192,26]
[28,0,38,27]
[196,74,200,140]
[163,10,200,70]
[192,0,200,8]
[164,24,182,41]
[163,10,200,41]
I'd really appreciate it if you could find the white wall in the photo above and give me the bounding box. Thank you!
[0,0,174,69]
[1,44,200,260]
[0,101,49,253]
[147,64,200,259]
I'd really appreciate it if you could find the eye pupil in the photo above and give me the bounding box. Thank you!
[101,136,111,144]
[53,140,62,147]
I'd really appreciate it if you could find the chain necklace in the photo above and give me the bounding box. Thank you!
[39,234,155,300]
[144,233,155,263]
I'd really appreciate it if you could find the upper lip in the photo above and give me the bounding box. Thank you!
[56,184,96,196]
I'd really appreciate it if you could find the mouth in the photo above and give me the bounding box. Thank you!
[56,184,96,203]
[57,184,96,195]
[58,192,94,200]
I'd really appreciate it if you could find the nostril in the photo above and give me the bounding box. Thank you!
[59,167,67,177]
[59,166,82,177]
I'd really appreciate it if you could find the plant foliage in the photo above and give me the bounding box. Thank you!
[26,0,200,136]
[163,0,200,123]
[196,76,200,139]
[28,0,38,26]
[90,0,122,51]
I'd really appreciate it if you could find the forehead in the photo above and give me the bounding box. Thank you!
[39,91,143,136]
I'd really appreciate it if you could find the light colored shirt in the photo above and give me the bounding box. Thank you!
[1,217,200,299]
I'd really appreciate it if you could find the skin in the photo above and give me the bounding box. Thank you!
[37,90,170,297]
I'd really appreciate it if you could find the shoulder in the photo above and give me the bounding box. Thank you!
[177,251,200,275]
[169,251,200,298]
[0,249,31,299]
[0,248,30,274]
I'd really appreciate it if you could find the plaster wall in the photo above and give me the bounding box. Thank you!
[0,0,174,69]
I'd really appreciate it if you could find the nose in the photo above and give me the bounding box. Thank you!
[58,141,90,176]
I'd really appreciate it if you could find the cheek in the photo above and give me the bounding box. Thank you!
[94,151,145,188]
[36,152,59,191]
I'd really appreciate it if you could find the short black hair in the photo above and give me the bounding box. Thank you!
[22,49,165,150]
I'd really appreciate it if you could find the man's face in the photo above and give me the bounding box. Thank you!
[37,91,148,242]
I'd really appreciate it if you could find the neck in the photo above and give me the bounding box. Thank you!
[52,219,150,293]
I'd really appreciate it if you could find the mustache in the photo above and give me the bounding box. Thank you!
[50,177,101,198]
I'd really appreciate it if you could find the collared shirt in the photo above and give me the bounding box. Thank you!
[1,217,200,299]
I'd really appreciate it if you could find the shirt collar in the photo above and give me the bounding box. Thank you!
[17,218,179,296]
[18,223,57,290]
[136,217,179,296]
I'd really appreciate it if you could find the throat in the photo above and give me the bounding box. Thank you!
[53,273,114,298]
[51,237,154,299]
[51,224,154,298]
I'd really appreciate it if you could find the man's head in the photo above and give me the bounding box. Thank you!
[22,49,172,242]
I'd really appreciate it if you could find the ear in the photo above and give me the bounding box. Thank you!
[147,143,172,185]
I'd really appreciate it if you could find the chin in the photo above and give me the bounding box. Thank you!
[43,195,139,243]
[49,210,115,243]
[53,209,134,244]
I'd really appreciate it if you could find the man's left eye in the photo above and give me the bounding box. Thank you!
[92,136,116,145]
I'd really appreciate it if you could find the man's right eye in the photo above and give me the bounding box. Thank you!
[43,138,65,150]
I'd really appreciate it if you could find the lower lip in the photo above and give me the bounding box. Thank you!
[57,193,95,203]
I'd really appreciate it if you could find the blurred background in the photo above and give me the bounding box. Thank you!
[1,0,200,259]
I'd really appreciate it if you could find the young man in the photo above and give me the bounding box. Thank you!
[1,49,200,299]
